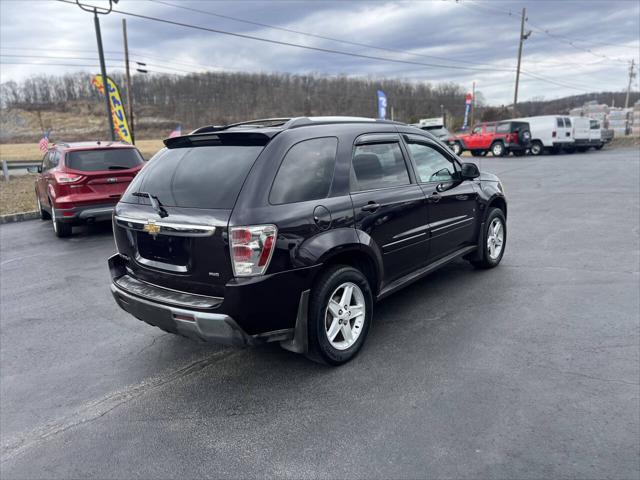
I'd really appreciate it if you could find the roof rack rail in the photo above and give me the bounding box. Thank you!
[190,118,292,134]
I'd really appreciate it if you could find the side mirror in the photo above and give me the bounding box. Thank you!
[27,166,41,174]
[461,162,480,179]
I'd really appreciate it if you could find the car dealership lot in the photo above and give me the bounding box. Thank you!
[1,148,638,479]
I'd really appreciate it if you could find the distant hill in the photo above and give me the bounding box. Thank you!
[1,71,637,142]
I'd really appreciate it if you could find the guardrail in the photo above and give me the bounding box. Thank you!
[1,160,40,180]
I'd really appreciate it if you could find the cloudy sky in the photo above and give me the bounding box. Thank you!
[1,0,638,105]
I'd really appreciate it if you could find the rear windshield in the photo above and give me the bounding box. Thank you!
[122,145,263,209]
[66,148,143,171]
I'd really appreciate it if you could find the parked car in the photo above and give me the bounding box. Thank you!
[410,117,453,142]
[448,120,531,157]
[108,117,507,365]
[571,116,605,151]
[511,115,574,155]
[417,125,453,142]
[29,141,145,237]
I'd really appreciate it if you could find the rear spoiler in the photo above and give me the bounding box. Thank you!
[163,131,275,149]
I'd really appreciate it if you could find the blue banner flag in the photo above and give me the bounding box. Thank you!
[377,90,387,119]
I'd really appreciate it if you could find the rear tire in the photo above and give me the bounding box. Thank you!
[308,265,373,366]
[470,208,506,269]
[530,141,544,156]
[51,205,72,238]
[491,142,505,157]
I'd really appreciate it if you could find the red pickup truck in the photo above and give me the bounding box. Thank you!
[449,121,531,157]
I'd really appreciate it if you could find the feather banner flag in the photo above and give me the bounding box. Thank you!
[91,75,133,144]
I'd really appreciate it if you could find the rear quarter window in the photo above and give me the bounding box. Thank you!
[269,137,338,205]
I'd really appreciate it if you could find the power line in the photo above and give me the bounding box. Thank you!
[56,0,517,75]
[148,0,517,70]
[461,0,635,64]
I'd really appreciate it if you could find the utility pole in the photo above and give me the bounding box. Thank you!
[471,81,476,127]
[77,0,116,141]
[624,58,636,109]
[513,7,531,113]
[122,18,135,143]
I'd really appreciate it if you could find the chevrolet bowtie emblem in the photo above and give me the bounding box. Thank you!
[143,220,161,235]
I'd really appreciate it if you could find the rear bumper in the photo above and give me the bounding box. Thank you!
[110,282,281,346]
[54,203,115,223]
[504,142,529,151]
[108,254,319,342]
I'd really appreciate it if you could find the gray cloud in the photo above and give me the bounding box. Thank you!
[1,0,638,105]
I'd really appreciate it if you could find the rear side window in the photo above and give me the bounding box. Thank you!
[67,149,143,171]
[557,117,564,127]
[351,142,410,191]
[564,117,572,127]
[269,137,338,205]
[496,123,510,133]
[122,145,263,209]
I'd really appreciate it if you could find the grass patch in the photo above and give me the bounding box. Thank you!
[0,139,165,162]
[0,175,38,216]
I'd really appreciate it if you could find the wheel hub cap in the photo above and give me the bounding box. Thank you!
[324,282,365,351]
[487,218,504,260]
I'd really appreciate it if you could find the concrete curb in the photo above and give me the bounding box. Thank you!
[0,211,39,224]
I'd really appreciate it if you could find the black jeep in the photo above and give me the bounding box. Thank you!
[109,117,507,365]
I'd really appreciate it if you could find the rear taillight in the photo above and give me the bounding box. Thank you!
[229,225,277,277]
[54,172,84,184]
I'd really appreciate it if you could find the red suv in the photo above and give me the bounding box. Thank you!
[449,121,531,157]
[30,142,145,237]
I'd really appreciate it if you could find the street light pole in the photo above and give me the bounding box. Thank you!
[77,0,116,141]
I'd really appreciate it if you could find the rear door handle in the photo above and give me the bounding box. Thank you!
[361,202,380,212]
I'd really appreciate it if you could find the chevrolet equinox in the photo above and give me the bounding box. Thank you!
[109,117,507,365]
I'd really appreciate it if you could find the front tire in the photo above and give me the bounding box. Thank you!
[36,193,50,220]
[470,208,506,269]
[308,265,373,366]
[451,142,463,156]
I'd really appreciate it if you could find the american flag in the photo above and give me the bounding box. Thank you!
[38,129,51,153]
[168,124,182,138]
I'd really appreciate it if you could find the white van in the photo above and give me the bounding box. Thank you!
[572,116,591,151]
[512,115,575,155]
[588,119,604,150]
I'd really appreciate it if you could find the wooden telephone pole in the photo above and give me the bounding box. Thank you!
[624,58,636,109]
[513,8,531,113]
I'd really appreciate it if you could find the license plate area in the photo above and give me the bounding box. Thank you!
[136,232,191,270]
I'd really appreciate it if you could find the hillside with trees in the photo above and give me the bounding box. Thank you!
[1,71,637,143]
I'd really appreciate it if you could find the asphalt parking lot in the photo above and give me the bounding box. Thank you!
[1,146,639,479]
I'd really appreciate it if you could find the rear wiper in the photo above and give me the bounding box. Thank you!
[107,165,129,170]
[132,192,169,218]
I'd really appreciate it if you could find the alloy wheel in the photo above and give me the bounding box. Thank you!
[487,218,504,260]
[324,282,366,350]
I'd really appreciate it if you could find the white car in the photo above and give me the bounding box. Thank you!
[571,116,605,151]
[512,115,575,155]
